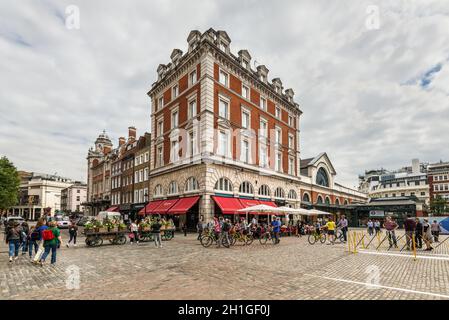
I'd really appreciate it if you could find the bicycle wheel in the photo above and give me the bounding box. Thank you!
[116,235,127,245]
[245,234,254,245]
[259,234,268,245]
[319,233,327,244]
[201,235,213,248]
[336,231,344,243]
[221,236,230,248]
[308,234,317,245]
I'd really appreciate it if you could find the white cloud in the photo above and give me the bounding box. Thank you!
[0,0,448,188]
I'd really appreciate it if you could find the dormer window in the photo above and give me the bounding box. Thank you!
[219,42,228,52]
[242,59,249,69]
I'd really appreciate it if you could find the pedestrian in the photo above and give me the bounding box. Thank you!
[383,216,398,248]
[196,216,204,240]
[20,221,30,255]
[374,220,381,235]
[152,218,163,248]
[129,220,139,244]
[5,221,22,263]
[337,215,348,242]
[271,216,281,244]
[325,217,336,245]
[422,218,434,251]
[219,218,231,248]
[182,222,187,237]
[404,214,416,251]
[431,220,441,242]
[67,220,78,247]
[32,219,48,264]
[28,226,40,260]
[415,218,423,249]
[39,221,62,266]
[367,219,374,236]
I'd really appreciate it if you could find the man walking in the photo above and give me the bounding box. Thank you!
[337,215,348,242]
[431,220,441,242]
[271,216,281,244]
[383,216,398,248]
[404,214,416,251]
[152,218,163,248]
[415,218,423,249]
[219,218,231,248]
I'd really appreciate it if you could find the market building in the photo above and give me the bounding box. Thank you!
[144,28,367,229]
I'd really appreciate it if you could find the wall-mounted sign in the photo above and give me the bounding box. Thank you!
[369,210,385,217]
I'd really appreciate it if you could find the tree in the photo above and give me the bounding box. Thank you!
[430,195,448,215]
[0,156,20,212]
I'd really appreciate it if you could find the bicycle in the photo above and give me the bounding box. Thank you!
[230,228,254,246]
[307,229,327,245]
[259,230,279,245]
[200,230,230,248]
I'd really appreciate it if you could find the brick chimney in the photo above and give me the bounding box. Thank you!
[128,126,136,141]
[118,137,126,146]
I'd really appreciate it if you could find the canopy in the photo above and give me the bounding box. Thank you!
[308,208,333,215]
[105,206,119,212]
[277,206,312,215]
[138,200,164,215]
[212,196,244,214]
[167,196,200,215]
[258,200,277,207]
[238,198,260,208]
[237,204,284,214]
[153,199,179,214]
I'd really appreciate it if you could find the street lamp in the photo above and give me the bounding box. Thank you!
[144,192,149,217]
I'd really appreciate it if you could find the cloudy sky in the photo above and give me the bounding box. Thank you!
[1,0,448,188]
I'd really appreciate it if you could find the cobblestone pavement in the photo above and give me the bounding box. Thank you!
[1,229,449,300]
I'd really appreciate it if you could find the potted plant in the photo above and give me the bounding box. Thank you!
[93,219,104,233]
[103,218,115,232]
[118,222,127,231]
[84,220,95,234]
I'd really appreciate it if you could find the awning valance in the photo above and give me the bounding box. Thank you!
[212,196,244,214]
[167,196,200,215]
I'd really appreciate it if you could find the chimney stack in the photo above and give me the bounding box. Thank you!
[119,137,126,146]
[128,126,136,141]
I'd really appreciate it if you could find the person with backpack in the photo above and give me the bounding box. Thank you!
[32,219,48,264]
[67,220,78,247]
[152,218,163,248]
[219,218,231,248]
[196,216,204,240]
[5,221,23,263]
[28,226,40,259]
[20,221,30,255]
[404,214,417,251]
[39,221,62,266]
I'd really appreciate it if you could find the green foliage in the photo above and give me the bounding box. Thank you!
[0,157,20,211]
[430,195,448,215]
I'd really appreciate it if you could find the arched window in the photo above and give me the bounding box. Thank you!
[258,184,270,197]
[335,198,340,206]
[239,181,254,194]
[274,187,285,199]
[317,195,323,204]
[302,193,310,202]
[344,199,349,205]
[185,177,199,191]
[325,197,331,205]
[214,177,233,192]
[168,181,178,195]
[316,167,329,187]
[154,184,163,196]
[288,189,297,199]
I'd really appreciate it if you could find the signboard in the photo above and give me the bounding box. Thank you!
[369,210,385,217]
[419,216,449,235]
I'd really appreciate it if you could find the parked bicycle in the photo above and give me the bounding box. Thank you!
[308,229,327,245]
[200,229,230,248]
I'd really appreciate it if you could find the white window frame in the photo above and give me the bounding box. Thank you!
[171,140,180,163]
[259,143,268,168]
[172,84,179,99]
[288,157,294,175]
[188,97,197,119]
[241,139,250,164]
[218,95,230,119]
[171,109,179,129]
[189,69,197,86]
[157,119,163,137]
[217,130,230,157]
[275,126,282,145]
[188,130,196,157]
[288,134,294,149]
[241,108,250,129]
[158,97,164,110]
[275,151,282,172]
[259,118,268,138]
[260,97,267,111]
[168,181,178,195]
[156,145,163,167]
[219,69,229,87]
[242,84,250,99]
[275,106,281,119]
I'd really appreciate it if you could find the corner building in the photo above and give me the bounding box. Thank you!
[147,29,366,228]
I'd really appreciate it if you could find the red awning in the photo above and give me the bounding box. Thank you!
[106,206,119,212]
[167,196,200,215]
[258,200,277,207]
[152,199,179,214]
[138,200,164,215]
[212,196,244,214]
[238,198,260,209]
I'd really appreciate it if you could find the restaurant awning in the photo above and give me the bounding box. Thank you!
[138,200,164,215]
[106,206,119,212]
[258,200,277,207]
[167,196,200,215]
[212,196,244,214]
[152,199,179,214]
[238,198,260,208]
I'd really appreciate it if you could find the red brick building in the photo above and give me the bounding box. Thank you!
[145,28,366,228]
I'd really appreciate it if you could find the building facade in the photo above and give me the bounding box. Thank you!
[146,29,366,228]
[9,172,75,220]
[61,182,87,213]
[428,161,449,203]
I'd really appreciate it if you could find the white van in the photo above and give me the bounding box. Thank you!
[96,211,122,221]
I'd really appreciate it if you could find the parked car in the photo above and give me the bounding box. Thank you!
[76,216,90,227]
[55,216,71,229]
[5,216,25,227]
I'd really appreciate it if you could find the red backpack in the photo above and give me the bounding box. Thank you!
[42,229,55,241]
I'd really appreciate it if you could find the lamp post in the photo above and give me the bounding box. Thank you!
[144,192,149,217]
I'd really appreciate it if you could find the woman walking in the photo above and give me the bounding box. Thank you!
[20,221,30,255]
[422,219,434,251]
[28,226,40,260]
[129,220,139,244]
[67,220,78,247]
[32,219,48,264]
[39,221,62,266]
[6,221,22,263]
